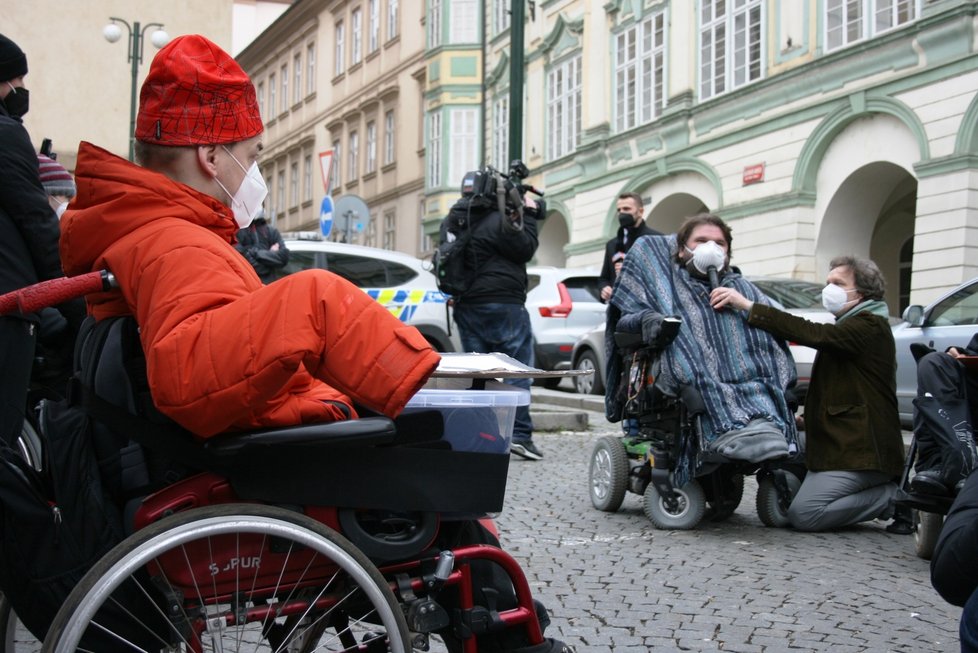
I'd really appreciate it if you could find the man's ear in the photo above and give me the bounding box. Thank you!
[196,145,220,178]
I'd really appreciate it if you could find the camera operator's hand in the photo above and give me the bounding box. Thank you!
[523,196,542,221]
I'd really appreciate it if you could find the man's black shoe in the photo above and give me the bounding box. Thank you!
[909,470,952,496]
[886,504,915,535]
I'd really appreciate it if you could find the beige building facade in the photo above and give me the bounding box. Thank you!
[237,0,428,253]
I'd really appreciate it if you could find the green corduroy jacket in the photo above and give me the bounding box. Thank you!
[747,302,905,476]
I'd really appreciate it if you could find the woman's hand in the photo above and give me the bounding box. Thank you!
[710,287,753,312]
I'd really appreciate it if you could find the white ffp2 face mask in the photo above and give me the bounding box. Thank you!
[685,240,726,275]
[215,147,268,229]
[821,283,857,314]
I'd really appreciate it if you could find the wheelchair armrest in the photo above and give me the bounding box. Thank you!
[614,331,644,349]
[204,417,398,456]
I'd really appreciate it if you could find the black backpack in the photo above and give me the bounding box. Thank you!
[0,317,195,644]
[433,197,492,298]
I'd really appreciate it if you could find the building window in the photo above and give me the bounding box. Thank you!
[614,11,666,132]
[451,0,478,44]
[428,112,442,187]
[492,95,509,169]
[383,210,396,250]
[290,160,299,208]
[269,73,277,115]
[257,80,265,118]
[365,213,377,247]
[332,139,342,190]
[494,0,511,35]
[366,121,377,174]
[293,53,302,104]
[825,0,919,51]
[352,8,363,64]
[369,0,380,53]
[276,169,286,216]
[388,0,399,40]
[384,110,396,165]
[280,64,288,114]
[547,55,582,161]
[429,0,442,48]
[306,43,316,94]
[335,21,345,75]
[449,108,478,188]
[349,130,359,181]
[303,154,313,202]
[700,0,763,100]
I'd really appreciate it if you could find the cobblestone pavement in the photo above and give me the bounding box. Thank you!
[497,419,962,653]
[8,417,961,652]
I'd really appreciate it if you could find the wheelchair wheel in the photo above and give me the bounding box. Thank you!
[756,471,802,528]
[42,504,411,653]
[17,418,43,472]
[589,436,629,512]
[643,479,706,530]
[914,510,944,560]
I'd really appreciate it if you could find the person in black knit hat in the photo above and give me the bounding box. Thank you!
[0,33,83,447]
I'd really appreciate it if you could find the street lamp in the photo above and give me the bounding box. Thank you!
[103,17,169,162]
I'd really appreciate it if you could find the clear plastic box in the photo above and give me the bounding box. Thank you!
[404,383,530,454]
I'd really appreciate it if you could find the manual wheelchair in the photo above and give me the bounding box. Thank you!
[3,314,563,653]
[588,320,806,531]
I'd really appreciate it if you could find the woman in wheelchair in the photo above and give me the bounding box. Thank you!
[4,34,572,652]
[712,255,910,533]
[598,214,800,529]
[607,215,799,461]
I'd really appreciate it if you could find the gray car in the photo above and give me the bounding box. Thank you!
[892,276,978,427]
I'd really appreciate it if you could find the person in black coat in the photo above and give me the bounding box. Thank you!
[931,469,978,652]
[0,33,82,446]
[598,192,660,303]
[234,210,290,284]
[909,332,978,495]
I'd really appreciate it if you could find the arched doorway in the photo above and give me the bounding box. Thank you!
[535,208,570,266]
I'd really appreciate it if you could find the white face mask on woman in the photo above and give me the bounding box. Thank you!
[214,147,268,229]
[821,283,858,314]
[684,240,726,276]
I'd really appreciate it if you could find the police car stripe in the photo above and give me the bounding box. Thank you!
[363,288,447,323]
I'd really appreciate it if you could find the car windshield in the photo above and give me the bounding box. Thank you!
[751,278,823,310]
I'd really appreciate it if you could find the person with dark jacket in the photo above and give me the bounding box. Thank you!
[234,209,290,283]
[0,33,82,447]
[598,192,660,303]
[908,332,978,496]
[712,255,909,532]
[442,188,543,460]
[931,469,978,652]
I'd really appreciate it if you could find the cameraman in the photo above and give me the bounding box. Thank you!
[445,170,545,460]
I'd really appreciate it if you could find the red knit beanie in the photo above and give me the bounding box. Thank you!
[135,34,263,146]
[37,154,76,198]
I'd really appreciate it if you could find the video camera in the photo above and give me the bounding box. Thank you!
[459,160,546,227]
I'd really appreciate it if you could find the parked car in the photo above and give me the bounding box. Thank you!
[570,277,835,398]
[526,266,604,387]
[892,276,978,427]
[271,236,459,352]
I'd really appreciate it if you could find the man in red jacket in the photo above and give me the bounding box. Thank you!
[61,35,439,437]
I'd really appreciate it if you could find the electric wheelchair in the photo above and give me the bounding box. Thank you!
[3,315,563,653]
[588,318,806,530]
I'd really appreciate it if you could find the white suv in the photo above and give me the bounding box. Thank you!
[271,236,460,352]
[526,266,604,385]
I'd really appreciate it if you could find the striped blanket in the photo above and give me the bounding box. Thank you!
[608,234,798,457]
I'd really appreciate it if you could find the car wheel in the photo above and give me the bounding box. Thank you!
[573,350,604,395]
